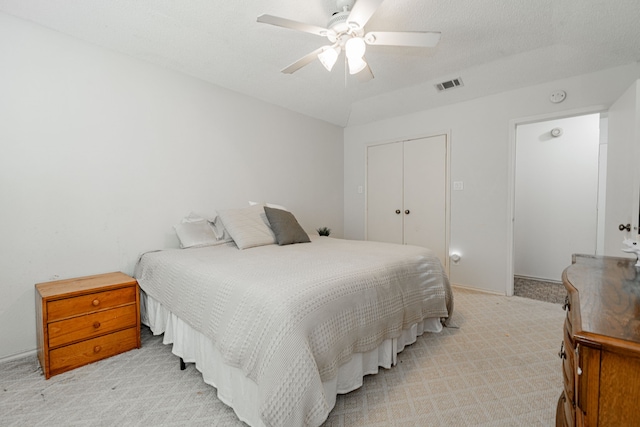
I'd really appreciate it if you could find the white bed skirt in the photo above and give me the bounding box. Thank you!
[141,291,443,427]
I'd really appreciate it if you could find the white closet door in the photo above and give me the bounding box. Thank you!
[367,142,403,244]
[404,135,447,265]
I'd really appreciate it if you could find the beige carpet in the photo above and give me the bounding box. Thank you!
[1,288,565,426]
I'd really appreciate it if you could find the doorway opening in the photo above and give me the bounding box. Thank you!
[508,110,607,298]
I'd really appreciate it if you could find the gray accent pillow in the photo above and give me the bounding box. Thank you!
[264,207,311,246]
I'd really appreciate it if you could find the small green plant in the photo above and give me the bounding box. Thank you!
[316,227,331,237]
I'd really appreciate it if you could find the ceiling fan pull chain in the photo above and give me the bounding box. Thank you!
[344,54,348,88]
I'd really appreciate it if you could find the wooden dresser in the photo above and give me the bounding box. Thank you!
[35,272,141,379]
[557,254,640,426]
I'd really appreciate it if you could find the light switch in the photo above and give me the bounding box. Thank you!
[357,186,363,194]
[453,181,464,191]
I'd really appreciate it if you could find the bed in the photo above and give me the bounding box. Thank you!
[134,205,453,427]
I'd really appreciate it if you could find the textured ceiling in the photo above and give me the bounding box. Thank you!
[1,0,640,126]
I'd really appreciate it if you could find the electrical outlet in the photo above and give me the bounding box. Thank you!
[453,181,464,191]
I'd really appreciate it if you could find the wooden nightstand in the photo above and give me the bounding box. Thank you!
[35,272,141,379]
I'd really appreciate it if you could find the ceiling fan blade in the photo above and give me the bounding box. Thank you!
[347,0,384,29]
[364,31,441,47]
[281,46,327,74]
[257,14,328,37]
[355,62,374,82]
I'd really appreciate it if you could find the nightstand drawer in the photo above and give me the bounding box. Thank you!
[48,304,138,348]
[49,327,139,376]
[47,286,137,321]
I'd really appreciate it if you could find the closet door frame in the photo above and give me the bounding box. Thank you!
[365,132,451,274]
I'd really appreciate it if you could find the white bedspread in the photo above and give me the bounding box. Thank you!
[134,237,453,427]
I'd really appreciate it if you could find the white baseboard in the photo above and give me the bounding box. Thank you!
[451,283,506,296]
[0,349,37,364]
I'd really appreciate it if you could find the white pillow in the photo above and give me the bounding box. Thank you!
[210,215,231,241]
[174,219,220,248]
[217,204,277,249]
[248,201,288,211]
[174,212,232,248]
[181,212,209,223]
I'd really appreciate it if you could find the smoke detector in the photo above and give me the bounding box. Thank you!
[549,90,566,103]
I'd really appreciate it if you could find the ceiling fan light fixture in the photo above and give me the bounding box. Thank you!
[348,56,367,75]
[257,0,442,81]
[318,45,340,71]
[345,36,366,60]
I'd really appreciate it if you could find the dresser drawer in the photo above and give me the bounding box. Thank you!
[564,315,572,338]
[562,390,575,427]
[47,286,136,321]
[563,295,573,334]
[48,304,138,348]
[556,392,565,427]
[49,327,138,376]
[562,328,575,403]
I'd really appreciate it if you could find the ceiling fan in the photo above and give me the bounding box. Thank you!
[257,0,441,82]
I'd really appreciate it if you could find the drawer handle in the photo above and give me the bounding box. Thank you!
[93,321,101,329]
[558,341,566,360]
[562,296,570,311]
[576,344,582,376]
[93,345,101,353]
[92,299,100,306]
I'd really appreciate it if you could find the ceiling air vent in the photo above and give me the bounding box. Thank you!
[435,77,463,92]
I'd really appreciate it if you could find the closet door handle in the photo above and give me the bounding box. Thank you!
[405,210,410,215]
[395,210,401,214]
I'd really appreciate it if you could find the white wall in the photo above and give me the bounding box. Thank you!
[514,114,600,281]
[344,63,640,294]
[597,117,608,255]
[0,13,344,360]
